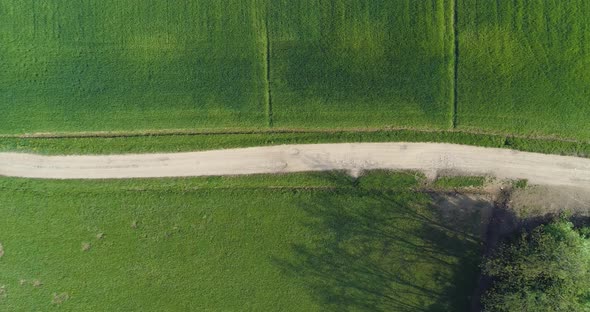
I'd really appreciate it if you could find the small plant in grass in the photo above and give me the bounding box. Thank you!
[81,243,91,252]
[96,233,105,240]
[0,242,4,258]
[512,179,528,189]
[32,280,43,287]
[0,285,6,299]
[52,292,69,305]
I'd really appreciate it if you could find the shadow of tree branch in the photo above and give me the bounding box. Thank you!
[273,172,488,311]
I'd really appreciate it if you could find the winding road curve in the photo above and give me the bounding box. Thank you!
[1,143,590,188]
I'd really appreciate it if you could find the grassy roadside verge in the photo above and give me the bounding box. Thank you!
[434,176,486,189]
[0,129,588,157]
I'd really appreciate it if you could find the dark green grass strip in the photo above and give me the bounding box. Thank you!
[265,16,273,128]
[0,171,423,193]
[1,129,589,157]
[434,176,485,189]
[452,0,459,128]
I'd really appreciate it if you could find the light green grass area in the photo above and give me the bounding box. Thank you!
[268,0,454,128]
[0,172,482,311]
[0,0,267,133]
[458,0,590,140]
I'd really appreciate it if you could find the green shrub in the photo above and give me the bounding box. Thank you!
[483,219,590,312]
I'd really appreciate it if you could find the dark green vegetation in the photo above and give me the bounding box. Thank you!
[2,1,589,143]
[511,179,528,190]
[434,176,486,189]
[0,172,484,311]
[268,1,453,128]
[458,0,590,140]
[483,219,590,312]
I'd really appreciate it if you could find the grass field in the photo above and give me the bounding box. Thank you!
[268,0,454,128]
[0,172,483,311]
[2,1,590,144]
[458,0,590,140]
[1,0,454,134]
[0,0,267,133]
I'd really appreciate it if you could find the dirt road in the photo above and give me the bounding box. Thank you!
[1,143,589,187]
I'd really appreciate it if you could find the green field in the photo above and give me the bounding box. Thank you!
[0,172,483,311]
[0,0,267,133]
[2,0,590,142]
[2,2,589,310]
[0,0,453,134]
[268,0,454,128]
[458,0,590,139]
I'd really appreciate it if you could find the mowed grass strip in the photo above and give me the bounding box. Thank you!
[458,0,590,140]
[0,172,481,311]
[268,0,455,129]
[4,129,590,157]
[0,0,267,134]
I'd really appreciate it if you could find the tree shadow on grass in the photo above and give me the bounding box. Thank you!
[273,41,448,123]
[274,178,488,312]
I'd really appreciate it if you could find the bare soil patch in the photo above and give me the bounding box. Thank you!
[510,185,590,218]
[429,192,494,240]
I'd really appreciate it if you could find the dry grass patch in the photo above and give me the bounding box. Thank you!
[81,242,91,252]
[52,292,69,305]
[0,242,4,258]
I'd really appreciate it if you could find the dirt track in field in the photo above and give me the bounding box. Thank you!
[0,143,589,188]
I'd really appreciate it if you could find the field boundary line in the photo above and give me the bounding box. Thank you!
[264,14,273,127]
[452,0,459,128]
[2,185,493,195]
[0,127,584,144]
